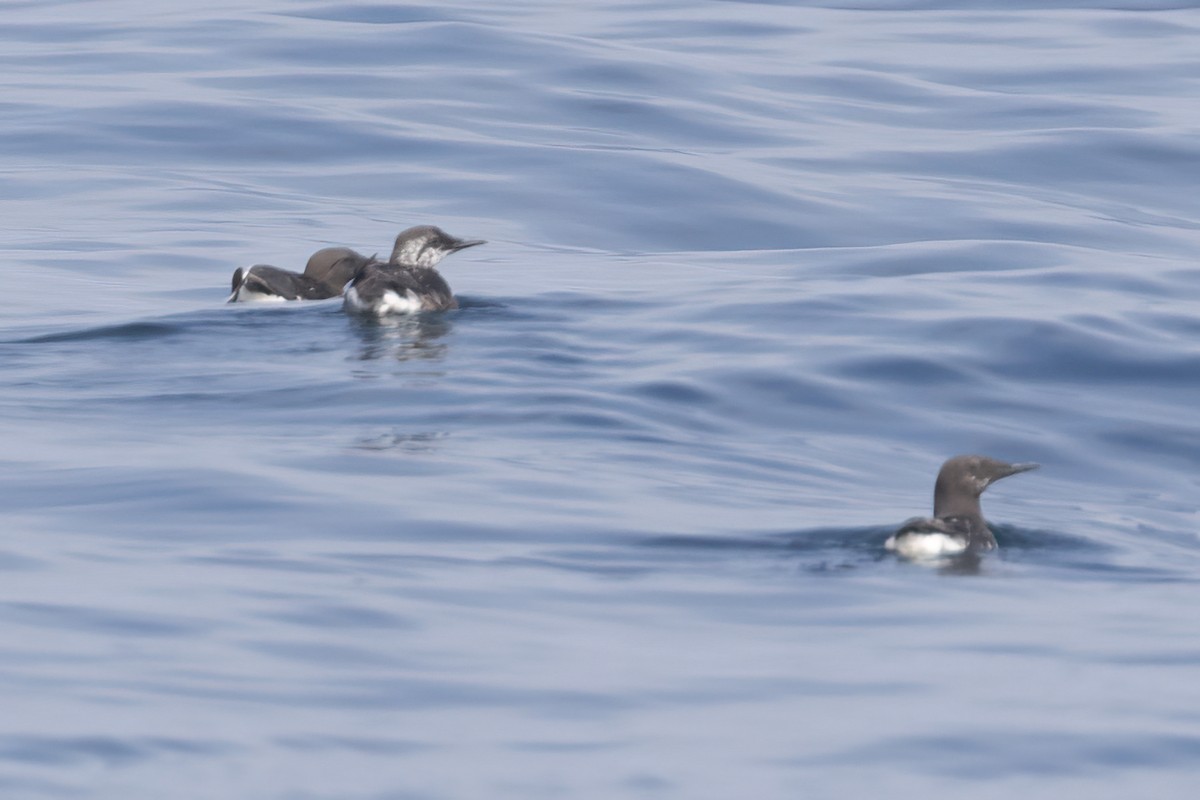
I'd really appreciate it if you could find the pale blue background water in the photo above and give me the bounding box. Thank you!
[2,2,1200,798]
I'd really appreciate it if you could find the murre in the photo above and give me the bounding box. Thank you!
[885,454,1039,559]
[343,225,486,316]
[229,247,372,303]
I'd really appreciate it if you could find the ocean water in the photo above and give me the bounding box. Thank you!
[2,1,1200,798]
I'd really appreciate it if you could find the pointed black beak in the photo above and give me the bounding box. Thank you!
[996,461,1040,481]
[449,238,486,252]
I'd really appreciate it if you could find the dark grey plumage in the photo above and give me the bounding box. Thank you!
[229,247,372,303]
[886,454,1039,557]
[343,226,486,316]
[346,261,459,313]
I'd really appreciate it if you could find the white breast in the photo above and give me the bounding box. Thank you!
[230,285,287,303]
[885,532,968,559]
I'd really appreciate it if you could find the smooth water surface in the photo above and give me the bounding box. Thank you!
[2,2,1200,798]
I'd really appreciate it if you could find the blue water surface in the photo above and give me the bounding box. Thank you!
[2,2,1200,798]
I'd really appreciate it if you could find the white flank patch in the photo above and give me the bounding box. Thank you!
[378,289,423,315]
[343,285,366,313]
[231,285,288,303]
[345,286,422,316]
[885,532,968,559]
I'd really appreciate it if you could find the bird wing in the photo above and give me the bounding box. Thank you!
[240,265,307,300]
[895,516,963,536]
[350,264,457,312]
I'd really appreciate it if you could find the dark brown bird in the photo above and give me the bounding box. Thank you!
[886,454,1039,558]
[229,247,372,303]
[343,226,486,316]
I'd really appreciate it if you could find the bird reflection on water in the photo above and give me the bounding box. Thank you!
[344,312,456,455]
[348,311,453,365]
[352,430,449,453]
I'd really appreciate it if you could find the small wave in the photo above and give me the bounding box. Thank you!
[16,321,185,344]
[0,734,236,768]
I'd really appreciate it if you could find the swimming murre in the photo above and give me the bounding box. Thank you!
[343,226,486,316]
[229,247,372,303]
[885,454,1039,559]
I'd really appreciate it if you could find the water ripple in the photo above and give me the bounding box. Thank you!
[2,2,1200,798]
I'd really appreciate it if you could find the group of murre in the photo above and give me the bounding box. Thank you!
[229,224,485,314]
[228,224,1038,564]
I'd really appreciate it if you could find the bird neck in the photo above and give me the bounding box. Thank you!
[933,486,983,523]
